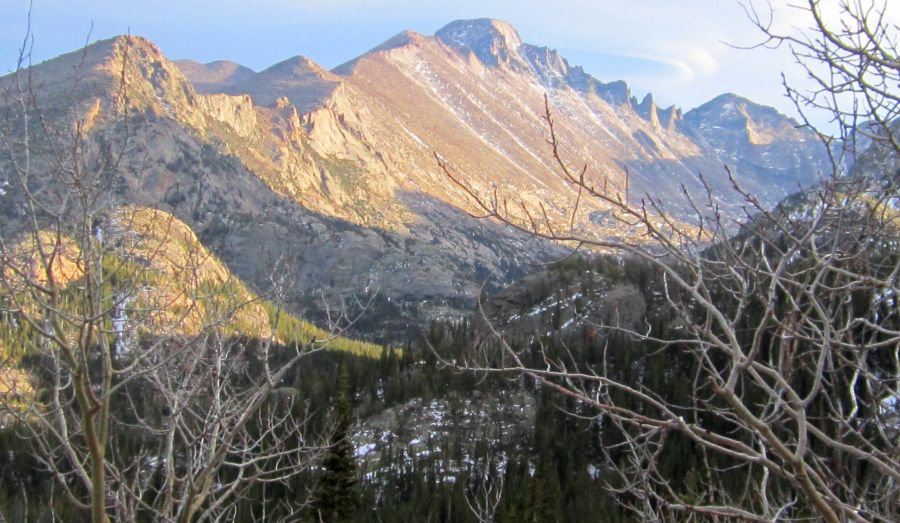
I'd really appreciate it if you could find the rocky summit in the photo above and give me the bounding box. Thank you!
[0,19,831,341]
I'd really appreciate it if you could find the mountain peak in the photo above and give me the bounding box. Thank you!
[231,55,339,112]
[91,34,159,55]
[0,34,204,114]
[435,18,523,67]
[175,59,255,93]
[92,34,169,68]
[684,92,806,146]
[371,30,427,53]
[262,55,329,79]
[636,93,661,128]
[688,92,787,125]
[704,92,750,110]
[30,34,163,73]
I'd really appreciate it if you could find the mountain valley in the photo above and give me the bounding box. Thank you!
[2,12,889,522]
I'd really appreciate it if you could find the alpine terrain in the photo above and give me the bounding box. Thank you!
[3,10,889,522]
[1,19,831,342]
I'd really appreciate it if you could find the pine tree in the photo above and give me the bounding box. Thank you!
[524,390,563,522]
[310,362,358,522]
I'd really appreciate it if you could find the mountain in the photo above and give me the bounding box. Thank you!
[0,203,385,412]
[0,205,385,356]
[174,59,256,93]
[681,93,826,194]
[0,21,831,341]
[0,20,873,523]
[180,55,341,113]
[330,18,827,213]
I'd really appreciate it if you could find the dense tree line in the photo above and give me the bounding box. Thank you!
[0,256,672,521]
[2,245,895,520]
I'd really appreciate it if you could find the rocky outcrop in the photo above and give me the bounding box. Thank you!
[593,80,633,107]
[658,105,682,131]
[436,18,525,69]
[635,93,661,129]
[199,93,257,138]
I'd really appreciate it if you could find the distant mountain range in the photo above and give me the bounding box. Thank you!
[0,19,831,340]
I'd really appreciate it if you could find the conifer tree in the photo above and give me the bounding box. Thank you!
[311,362,358,522]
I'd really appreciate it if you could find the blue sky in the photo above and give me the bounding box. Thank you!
[1,1,894,128]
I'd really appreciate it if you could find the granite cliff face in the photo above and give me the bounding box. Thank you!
[0,20,831,341]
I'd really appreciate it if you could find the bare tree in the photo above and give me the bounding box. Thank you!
[464,452,505,523]
[744,0,900,152]
[0,25,330,523]
[437,1,899,521]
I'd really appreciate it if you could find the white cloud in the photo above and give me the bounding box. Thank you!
[657,45,720,82]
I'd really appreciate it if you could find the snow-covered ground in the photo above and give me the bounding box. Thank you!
[351,392,535,487]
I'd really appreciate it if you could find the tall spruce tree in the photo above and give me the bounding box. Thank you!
[311,362,358,522]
